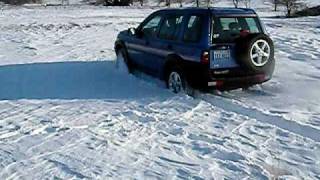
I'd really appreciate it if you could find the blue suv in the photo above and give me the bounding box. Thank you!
[115,7,275,93]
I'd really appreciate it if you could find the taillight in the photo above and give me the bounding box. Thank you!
[208,80,224,87]
[200,51,209,64]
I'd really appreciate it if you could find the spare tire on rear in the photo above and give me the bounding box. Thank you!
[235,33,274,73]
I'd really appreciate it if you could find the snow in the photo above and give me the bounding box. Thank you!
[0,5,320,179]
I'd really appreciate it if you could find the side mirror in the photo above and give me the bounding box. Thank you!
[128,28,136,36]
[128,27,143,38]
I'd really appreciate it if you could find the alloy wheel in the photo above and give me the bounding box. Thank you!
[168,71,183,93]
[250,39,271,67]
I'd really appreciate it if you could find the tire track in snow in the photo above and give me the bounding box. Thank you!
[200,94,320,142]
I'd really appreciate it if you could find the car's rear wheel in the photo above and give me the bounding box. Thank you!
[168,71,184,93]
[116,48,131,74]
[166,66,194,94]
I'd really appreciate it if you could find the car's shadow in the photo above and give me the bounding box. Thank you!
[0,61,170,100]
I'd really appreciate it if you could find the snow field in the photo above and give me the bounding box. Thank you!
[0,5,319,179]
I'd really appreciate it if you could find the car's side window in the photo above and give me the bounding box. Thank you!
[158,15,183,41]
[244,18,260,33]
[183,15,202,43]
[141,15,162,38]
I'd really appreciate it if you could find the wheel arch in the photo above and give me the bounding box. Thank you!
[162,54,185,80]
[114,40,127,54]
[115,40,134,73]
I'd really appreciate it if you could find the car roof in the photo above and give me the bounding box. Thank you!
[157,7,256,16]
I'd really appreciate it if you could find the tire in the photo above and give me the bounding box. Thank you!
[235,33,274,73]
[116,48,132,73]
[166,65,193,94]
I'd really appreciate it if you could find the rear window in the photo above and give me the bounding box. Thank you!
[212,17,262,43]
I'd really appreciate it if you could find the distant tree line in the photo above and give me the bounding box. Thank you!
[232,0,305,16]
[97,0,217,7]
[1,0,306,17]
[0,0,41,5]
[0,0,71,5]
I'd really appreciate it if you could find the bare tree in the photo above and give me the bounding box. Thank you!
[271,0,280,11]
[243,0,250,8]
[206,0,210,7]
[196,0,199,7]
[62,0,69,5]
[233,0,239,8]
[165,0,170,6]
[139,0,143,6]
[280,0,304,17]
[206,0,217,7]
[191,0,216,7]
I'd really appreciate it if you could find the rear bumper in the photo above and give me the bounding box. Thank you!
[206,58,275,90]
[182,58,275,91]
[187,70,272,91]
[207,73,271,90]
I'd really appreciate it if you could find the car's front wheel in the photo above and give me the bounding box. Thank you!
[116,48,131,74]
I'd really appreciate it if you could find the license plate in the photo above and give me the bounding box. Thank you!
[213,50,231,61]
[210,48,237,69]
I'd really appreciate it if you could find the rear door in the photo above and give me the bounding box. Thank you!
[177,13,208,63]
[150,13,185,75]
[210,16,263,69]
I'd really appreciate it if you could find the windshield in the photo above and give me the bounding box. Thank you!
[212,17,262,43]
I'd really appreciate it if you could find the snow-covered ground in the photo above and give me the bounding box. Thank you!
[0,5,320,179]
